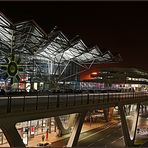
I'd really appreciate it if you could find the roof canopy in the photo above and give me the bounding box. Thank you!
[0,12,120,65]
[0,12,121,82]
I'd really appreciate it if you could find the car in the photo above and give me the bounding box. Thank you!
[37,142,51,147]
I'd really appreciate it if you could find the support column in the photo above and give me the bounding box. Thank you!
[1,123,25,147]
[130,104,140,142]
[108,107,114,120]
[118,105,134,147]
[103,108,109,122]
[68,114,77,128]
[54,116,71,136]
[54,114,77,136]
[47,118,51,133]
[128,105,131,115]
[67,112,87,147]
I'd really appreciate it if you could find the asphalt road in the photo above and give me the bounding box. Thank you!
[52,122,125,147]
[77,123,124,147]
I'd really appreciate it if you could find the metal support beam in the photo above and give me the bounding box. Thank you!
[67,112,87,147]
[130,104,140,142]
[1,123,25,147]
[118,105,134,147]
[54,116,71,136]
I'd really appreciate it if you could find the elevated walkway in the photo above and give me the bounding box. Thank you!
[0,92,147,147]
[0,92,147,122]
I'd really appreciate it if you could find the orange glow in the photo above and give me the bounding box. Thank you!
[91,72,97,75]
[80,63,118,81]
[91,72,98,78]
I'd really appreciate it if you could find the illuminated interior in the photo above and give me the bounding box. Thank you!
[0,12,120,91]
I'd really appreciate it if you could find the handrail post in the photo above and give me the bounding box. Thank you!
[56,93,59,108]
[81,92,83,105]
[107,93,109,102]
[87,93,89,104]
[66,93,68,107]
[118,93,120,102]
[133,91,134,99]
[93,93,95,104]
[23,95,25,112]
[36,92,38,110]
[128,92,130,99]
[7,96,11,113]
[7,96,9,113]
[47,94,49,109]
[73,93,76,106]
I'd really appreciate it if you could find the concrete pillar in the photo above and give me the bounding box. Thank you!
[118,105,133,147]
[68,114,77,128]
[1,123,25,147]
[54,116,71,136]
[55,114,77,136]
[109,107,114,120]
[47,118,51,133]
[145,105,147,113]
[130,104,140,142]
[128,105,131,115]
[103,108,109,122]
[103,107,114,121]
[67,112,87,147]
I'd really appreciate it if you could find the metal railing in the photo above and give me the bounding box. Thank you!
[0,92,147,114]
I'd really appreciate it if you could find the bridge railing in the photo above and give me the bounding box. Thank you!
[0,92,147,114]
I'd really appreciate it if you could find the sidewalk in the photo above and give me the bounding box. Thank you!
[0,119,119,147]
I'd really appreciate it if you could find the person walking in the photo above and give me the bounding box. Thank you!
[42,135,45,142]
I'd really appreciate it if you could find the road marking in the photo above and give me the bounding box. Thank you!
[87,143,95,147]
[79,124,116,142]
[97,138,104,141]
[111,136,124,144]
[106,134,111,137]
[87,138,104,147]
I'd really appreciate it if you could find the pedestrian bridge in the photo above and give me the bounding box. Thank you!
[0,92,148,147]
[0,92,147,120]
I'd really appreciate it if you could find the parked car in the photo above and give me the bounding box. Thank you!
[37,142,51,147]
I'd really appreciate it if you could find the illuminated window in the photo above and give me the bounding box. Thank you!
[90,72,99,77]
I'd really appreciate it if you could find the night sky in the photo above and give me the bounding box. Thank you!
[0,1,148,71]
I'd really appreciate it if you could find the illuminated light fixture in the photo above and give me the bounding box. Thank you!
[90,72,99,77]
[0,53,24,83]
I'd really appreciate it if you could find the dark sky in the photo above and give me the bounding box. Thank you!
[0,1,148,71]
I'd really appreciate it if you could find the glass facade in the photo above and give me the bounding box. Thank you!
[0,115,71,146]
[0,12,121,146]
[0,12,118,92]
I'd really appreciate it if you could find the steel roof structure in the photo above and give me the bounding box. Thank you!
[0,12,121,83]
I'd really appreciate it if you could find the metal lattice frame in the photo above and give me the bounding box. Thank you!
[0,12,121,83]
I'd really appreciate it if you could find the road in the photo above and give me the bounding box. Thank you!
[77,123,124,147]
[52,113,148,148]
[52,122,125,147]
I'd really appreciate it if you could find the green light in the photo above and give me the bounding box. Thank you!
[8,62,17,76]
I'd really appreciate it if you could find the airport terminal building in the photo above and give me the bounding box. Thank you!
[0,12,148,146]
[0,12,120,92]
